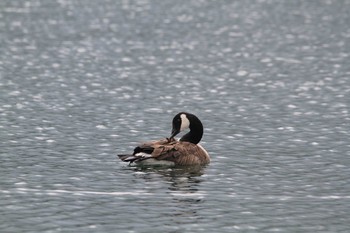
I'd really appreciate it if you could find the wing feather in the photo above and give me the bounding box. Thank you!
[118,138,209,166]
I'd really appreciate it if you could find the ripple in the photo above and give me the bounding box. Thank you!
[1,0,350,232]
[3,188,153,197]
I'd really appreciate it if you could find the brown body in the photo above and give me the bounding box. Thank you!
[118,138,210,166]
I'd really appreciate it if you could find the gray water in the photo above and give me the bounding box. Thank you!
[1,0,350,232]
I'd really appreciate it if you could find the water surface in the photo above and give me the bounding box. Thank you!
[1,0,350,232]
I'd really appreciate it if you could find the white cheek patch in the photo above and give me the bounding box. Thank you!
[180,114,190,131]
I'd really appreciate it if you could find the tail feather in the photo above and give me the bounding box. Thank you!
[118,154,130,160]
[117,154,137,162]
[117,154,149,163]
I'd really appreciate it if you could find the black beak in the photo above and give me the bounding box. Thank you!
[170,128,180,139]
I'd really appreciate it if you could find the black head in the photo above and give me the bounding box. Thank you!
[169,112,191,139]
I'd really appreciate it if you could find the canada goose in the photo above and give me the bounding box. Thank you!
[117,112,210,166]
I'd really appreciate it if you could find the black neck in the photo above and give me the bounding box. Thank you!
[179,115,203,144]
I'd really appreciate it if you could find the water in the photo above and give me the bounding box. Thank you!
[1,0,350,232]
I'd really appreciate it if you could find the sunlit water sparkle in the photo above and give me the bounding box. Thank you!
[1,0,350,232]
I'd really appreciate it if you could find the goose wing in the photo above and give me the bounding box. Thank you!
[118,139,209,165]
[118,138,174,163]
[155,141,210,165]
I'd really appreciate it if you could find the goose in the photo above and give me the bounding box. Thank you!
[117,112,210,166]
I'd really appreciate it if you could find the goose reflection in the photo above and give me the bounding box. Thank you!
[125,165,208,225]
[130,165,206,193]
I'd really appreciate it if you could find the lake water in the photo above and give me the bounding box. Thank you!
[1,0,350,232]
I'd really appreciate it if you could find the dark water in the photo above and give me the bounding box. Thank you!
[1,0,350,232]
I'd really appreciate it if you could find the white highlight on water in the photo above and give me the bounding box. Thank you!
[2,188,153,196]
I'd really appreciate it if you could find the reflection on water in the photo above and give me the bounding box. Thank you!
[117,165,210,231]
[131,165,206,192]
